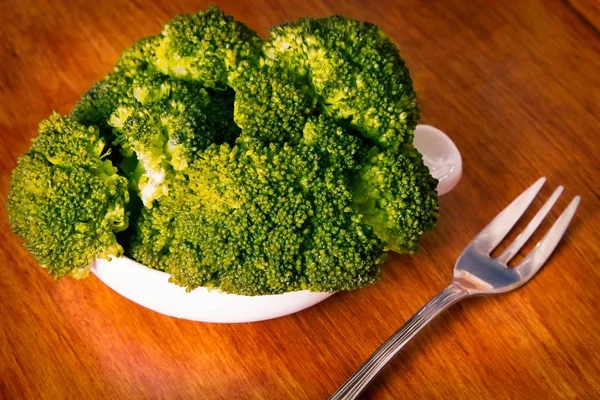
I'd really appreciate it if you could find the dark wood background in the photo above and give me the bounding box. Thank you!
[1,0,599,398]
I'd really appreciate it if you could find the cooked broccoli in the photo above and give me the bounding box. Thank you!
[230,64,317,144]
[109,74,232,206]
[128,116,386,294]
[264,16,419,150]
[7,113,129,278]
[153,6,262,87]
[7,7,439,295]
[353,146,439,253]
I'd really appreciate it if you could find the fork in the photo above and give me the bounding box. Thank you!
[330,177,580,400]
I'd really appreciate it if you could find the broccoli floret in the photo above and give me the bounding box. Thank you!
[231,64,318,144]
[297,117,387,291]
[353,146,439,253]
[109,74,237,206]
[153,6,262,87]
[128,116,386,294]
[7,114,129,278]
[265,16,419,149]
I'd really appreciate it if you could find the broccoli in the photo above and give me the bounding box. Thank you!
[353,146,439,253]
[264,16,419,150]
[153,6,262,87]
[7,7,439,295]
[129,116,386,294]
[109,74,232,206]
[7,113,129,278]
[230,64,317,144]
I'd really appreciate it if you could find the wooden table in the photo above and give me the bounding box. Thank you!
[1,0,599,398]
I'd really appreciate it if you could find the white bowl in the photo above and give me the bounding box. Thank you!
[92,124,462,322]
[92,257,334,323]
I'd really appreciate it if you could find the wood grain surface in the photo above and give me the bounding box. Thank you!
[1,0,599,398]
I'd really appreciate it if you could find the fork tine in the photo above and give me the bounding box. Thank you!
[471,177,546,253]
[496,185,563,264]
[516,196,581,278]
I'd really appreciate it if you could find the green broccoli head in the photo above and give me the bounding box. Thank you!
[265,15,419,150]
[298,117,387,291]
[153,6,262,87]
[7,114,129,278]
[231,64,318,144]
[108,73,238,207]
[128,116,386,294]
[353,146,439,253]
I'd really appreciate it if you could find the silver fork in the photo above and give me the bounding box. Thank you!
[330,177,580,400]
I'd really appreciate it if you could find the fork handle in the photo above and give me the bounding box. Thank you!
[330,283,469,400]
